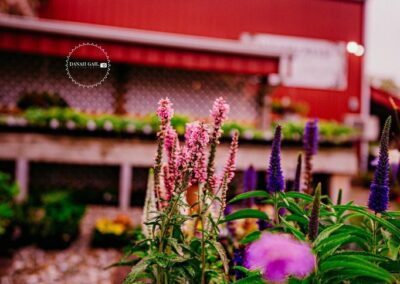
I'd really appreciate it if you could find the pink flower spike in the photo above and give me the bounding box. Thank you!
[181,122,210,184]
[164,126,178,152]
[222,131,239,183]
[163,165,173,201]
[156,98,174,129]
[246,233,316,282]
[211,97,230,129]
[210,97,230,142]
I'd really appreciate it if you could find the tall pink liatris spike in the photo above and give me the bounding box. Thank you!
[222,131,239,184]
[206,97,230,189]
[208,174,219,194]
[156,98,174,131]
[217,131,239,218]
[188,122,210,183]
[211,97,230,141]
[194,148,208,183]
[165,127,179,193]
[154,98,174,210]
[176,122,209,186]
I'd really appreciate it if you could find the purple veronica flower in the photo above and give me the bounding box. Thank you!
[232,247,245,279]
[245,233,316,282]
[243,165,257,207]
[267,125,285,192]
[368,117,391,213]
[257,219,273,231]
[303,119,319,195]
[303,119,319,156]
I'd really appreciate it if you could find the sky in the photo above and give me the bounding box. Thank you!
[366,0,400,85]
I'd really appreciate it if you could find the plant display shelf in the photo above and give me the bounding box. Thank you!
[0,129,357,209]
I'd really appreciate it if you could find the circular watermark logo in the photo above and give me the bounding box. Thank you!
[66,43,111,88]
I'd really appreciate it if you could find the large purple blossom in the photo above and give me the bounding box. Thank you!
[267,125,285,193]
[245,233,316,282]
[368,117,391,213]
[243,165,257,207]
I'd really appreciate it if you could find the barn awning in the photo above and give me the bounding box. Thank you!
[0,15,279,74]
[370,86,400,110]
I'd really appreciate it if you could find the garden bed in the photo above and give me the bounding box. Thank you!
[0,206,142,284]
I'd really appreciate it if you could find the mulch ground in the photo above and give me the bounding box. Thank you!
[0,206,142,284]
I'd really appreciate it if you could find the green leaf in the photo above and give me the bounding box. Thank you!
[228,191,269,204]
[319,255,395,282]
[219,209,268,224]
[332,251,392,263]
[232,274,265,284]
[280,218,306,241]
[284,192,314,202]
[387,240,400,260]
[123,258,149,284]
[208,240,229,275]
[240,231,262,245]
[335,205,400,237]
[313,224,343,248]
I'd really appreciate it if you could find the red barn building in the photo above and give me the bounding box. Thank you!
[0,0,366,121]
[0,0,365,206]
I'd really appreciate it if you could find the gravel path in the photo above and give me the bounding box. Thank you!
[0,206,142,284]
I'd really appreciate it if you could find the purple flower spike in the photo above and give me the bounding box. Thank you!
[232,247,245,279]
[303,119,319,195]
[267,125,285,192]
[245,233,316,282]
[244,165,257,207]
[368,117,391,213]
[303,119,319,156]
[257,219,273,231]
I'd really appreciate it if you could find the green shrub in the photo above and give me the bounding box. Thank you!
[32,191,85,250]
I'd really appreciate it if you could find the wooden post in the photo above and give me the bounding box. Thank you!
[15,158,29,202]
[119,163,132,210]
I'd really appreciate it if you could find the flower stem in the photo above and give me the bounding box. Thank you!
[200,186,207,284]
[372,216,378,254]
[274,193,279,225]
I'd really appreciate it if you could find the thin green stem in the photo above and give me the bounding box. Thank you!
[200,186,207,284]
[372,216,378,255]
[274,193,280,225]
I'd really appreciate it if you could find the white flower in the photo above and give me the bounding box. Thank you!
[6,116,16,126]
[143,124,152,134]
[263,130,273,140]
[49,118,60,129]
[103,121,113,131]
[66,120,75,129]
[86,120,96,131]
[126,124,136,133]
[243,129,254,140]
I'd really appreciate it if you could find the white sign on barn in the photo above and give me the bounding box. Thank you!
[240,33,348,90]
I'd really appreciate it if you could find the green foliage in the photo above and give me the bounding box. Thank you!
[17,91,68,110]
[230,189,400,283]
[0,108,357,143]
[0,172,19,236]
[32,191,85,249]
